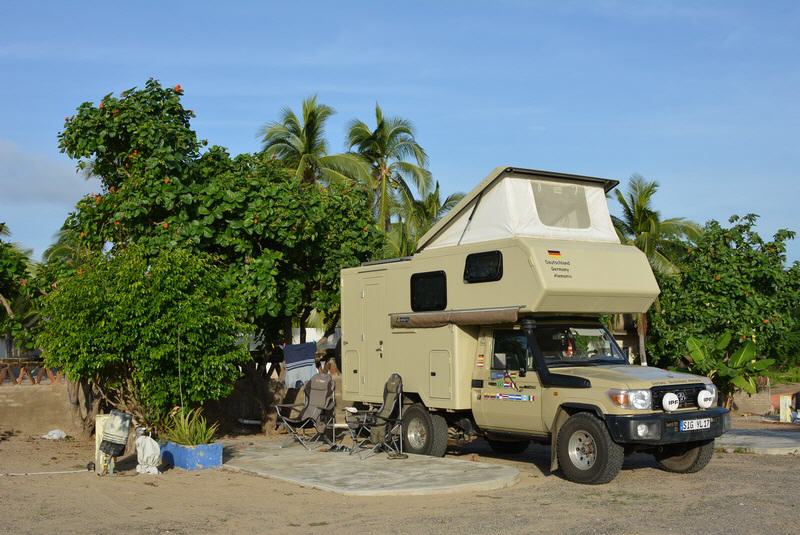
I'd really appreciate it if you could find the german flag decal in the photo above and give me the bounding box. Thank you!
[547,250,561,257]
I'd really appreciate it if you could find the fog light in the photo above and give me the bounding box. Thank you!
[662,392,680,412]
[636,423,649,437]
[698,389,714,409]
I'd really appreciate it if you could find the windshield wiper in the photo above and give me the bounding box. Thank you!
[587,358,626,364]
[547,361,600,367]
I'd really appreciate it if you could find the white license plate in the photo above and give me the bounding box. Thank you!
[680,418,711,431]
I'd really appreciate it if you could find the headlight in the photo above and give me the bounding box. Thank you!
[607,389,652,410]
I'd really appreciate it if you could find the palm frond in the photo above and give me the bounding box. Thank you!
[393,160,433,197]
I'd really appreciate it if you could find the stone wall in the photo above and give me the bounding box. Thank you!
[0,383,81,436]
[732,387,773,416]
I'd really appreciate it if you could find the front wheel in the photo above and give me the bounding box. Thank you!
[556,412,624,484]
[655,440,715,473]
[402,404,448,457]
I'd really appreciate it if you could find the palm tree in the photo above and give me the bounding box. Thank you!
[260,95,368,185]
[408,181,464,238]
[613,175,701,365]
[386,182,464,258]
[43,228,85,265]
[347,104,432,231]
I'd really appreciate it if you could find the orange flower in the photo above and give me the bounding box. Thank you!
[19,279,28,287]
[162,222,169,230]
[174,84,183,94]
[99,101,105,110]
[762,319,770,324]
[714,274,721,281]
[163,177,171,185]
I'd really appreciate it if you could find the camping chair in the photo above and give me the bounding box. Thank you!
[345,373,405,459]
[274,372,336,450]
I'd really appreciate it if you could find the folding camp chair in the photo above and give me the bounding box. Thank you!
[345,373,405,459]
[274,372,336,450]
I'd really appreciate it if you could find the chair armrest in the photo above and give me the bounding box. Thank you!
[274,403,305,409]
[345,408,372,415]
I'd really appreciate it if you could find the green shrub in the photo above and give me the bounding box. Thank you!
[684,332,775,408]
[38,245,252,425]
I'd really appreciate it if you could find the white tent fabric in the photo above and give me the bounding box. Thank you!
[423,174,620,250]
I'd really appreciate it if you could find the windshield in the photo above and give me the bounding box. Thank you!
[533,324,627,366]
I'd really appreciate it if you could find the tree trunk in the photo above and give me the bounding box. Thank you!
[724,393,735,410]
[282,317,292,344]
[637,312,648,366]
[299,308,311,344]
[0,293,14,319]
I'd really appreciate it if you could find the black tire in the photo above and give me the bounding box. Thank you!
[402,403,448,457]
[487,438,530,455]
[556,412,624,485]
[655,440,715,473]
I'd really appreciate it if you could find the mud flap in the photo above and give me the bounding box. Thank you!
[550,409,570,472]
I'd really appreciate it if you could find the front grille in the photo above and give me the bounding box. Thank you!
[651,384,706,411]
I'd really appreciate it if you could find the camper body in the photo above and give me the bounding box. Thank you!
[340,167,729,484]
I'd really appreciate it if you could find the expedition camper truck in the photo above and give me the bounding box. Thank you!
[340,166,730,484]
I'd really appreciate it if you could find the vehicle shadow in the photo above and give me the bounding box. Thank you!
[450,439,660,478]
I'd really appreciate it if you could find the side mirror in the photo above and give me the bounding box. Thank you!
[505,356,526,378]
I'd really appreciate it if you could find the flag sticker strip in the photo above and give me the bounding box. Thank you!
[482,393,535,402]
[547,250,561,257]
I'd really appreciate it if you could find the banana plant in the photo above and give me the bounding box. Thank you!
[685,332,775,408]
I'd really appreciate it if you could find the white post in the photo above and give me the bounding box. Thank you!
[779,395,792,423]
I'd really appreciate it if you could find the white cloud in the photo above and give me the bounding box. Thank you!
[0,139,99,205]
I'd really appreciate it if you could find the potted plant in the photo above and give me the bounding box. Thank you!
[160,408,222,470]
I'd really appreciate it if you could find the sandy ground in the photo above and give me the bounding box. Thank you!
[1,427,798,535]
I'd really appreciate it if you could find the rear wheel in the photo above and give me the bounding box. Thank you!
[487,438,530,455]
[556,412,624,484]
[402,403,448,457]
[655,440,715,473]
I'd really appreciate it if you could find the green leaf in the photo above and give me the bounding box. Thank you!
[731,374,756,394]
[750,358,775,371]
[714,332,732,351]
[686,337,706,363]
[729,341,756,368]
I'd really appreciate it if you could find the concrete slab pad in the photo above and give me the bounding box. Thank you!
[719,428,800,455]
[223,442,520,496]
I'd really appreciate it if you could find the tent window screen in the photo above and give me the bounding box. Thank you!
[464,251,503,283]
[532,181,591,229]
[410,271,447,312]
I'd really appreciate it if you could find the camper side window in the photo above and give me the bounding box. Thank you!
[464,250,503,283]
[410,271,447,312]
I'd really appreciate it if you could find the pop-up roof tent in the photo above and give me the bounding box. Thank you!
[416,167,620,252]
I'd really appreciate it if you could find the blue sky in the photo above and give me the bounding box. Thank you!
[1,1,798,261]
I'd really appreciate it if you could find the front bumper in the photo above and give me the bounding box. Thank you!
[605,407,730,446]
